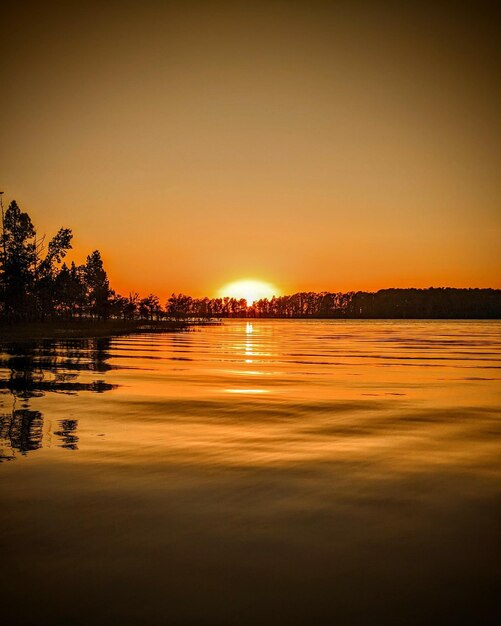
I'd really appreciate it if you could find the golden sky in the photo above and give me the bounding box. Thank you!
[1,1,499,299]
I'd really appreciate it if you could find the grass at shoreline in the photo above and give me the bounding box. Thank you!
[0,319,199,342]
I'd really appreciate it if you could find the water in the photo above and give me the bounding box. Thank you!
[1,320,500,625]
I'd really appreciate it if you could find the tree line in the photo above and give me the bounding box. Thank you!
[1,199,500,322]
[161,289,501,319]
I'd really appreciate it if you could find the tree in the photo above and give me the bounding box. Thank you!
[83,251,112,319]
[139,294,162,320]
[1,201,36,320]
[35,228,73,319]
[166,294,192,320]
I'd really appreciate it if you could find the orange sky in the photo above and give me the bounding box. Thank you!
[1,1,499,300]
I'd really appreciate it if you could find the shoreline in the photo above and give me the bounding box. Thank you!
[0,319,206,342]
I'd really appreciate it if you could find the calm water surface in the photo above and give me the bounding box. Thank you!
[1,320,500,625]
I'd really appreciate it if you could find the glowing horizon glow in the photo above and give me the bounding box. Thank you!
[2,4,500,295]
[218,280,279,305]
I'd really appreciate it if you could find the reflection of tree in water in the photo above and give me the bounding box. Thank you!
[54,419,79,450]
[0,338,115,397]
[0,408,43,460]
[0,338,116,461]
[0,411,80,460]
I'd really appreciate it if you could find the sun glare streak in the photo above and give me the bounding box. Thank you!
[218,280,278,305]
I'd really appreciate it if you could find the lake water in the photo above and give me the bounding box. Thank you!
[1,320,500,625]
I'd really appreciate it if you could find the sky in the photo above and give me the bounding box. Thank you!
[1,0,500,299]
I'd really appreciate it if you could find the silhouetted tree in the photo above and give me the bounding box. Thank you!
[34,228,73,319]
[139,294,162,320]
[167,294,192,320]
[1,201,37,320]
[83,251,112,320]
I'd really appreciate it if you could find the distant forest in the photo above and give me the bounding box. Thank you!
[167,289,501,319]
[1,199,500,322]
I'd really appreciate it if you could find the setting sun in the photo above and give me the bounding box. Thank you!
[218,280,279,305]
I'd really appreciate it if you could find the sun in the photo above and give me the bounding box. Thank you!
[218,279,279,305]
